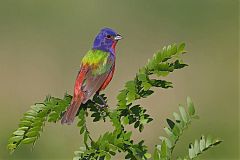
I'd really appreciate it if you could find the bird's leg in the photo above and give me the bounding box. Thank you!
[93,92,108,108]
[97,94,108,108]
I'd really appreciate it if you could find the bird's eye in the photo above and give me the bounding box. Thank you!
[106,35,111,39]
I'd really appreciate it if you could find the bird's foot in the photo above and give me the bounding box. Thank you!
[93,93,108,108]
[96,103,107,108]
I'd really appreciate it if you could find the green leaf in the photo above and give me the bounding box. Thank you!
[80,126,85,134]
[13,130,25,136]
[138,73,147,81]
[172,60,188,69]
[213,139,222,146]
[125,81,136,91]
[77,119,85,127]
[160,140,168,158]
[153,148,160,160]
[32,121,43,127]
[28,126,41,132]
[187,97,195,116]
[200,136,206,152]
[122,116,129,125]
[22,115,35,121]
[134,121,140,128]
[7,143,17,152]
[192,115,200,119]
[189,144,195,159]
[105,152,111,160]
[172,125,181,136]
[124,131,132,140]
[178,43,186,53]
[155,71,170,77]
[140,90,154,97]
[26,131,39,137]
[19,120,32,127]
[166,118,175,129]
[142,82,152,91]
[206,135,213,147]
[109,150,116,156]
[130,105,141,115]
[127,91,136,103]
[144,152,151,159]
[48,112,59,122]
[21,137,37,144]
[173,112,181,122]
[8,136,24,143]
[84,132,88,144]
[194,139,200,155]
[128,115,136,124]
[159,136,172,148]
[164,127,174,138]
[139,124,144,132]
[179,105,189,123]
[24,110,38,116]
[117,90,127,101]
[140,118,148,125]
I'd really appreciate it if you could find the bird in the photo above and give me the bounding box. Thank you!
[61,28,122,124]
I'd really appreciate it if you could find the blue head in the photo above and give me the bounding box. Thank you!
[92,28,122,54]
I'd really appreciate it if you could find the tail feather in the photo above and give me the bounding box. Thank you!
[61,97,82,125]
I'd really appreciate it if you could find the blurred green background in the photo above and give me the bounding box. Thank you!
[0,0,238,159]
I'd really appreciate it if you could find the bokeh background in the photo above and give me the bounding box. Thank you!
[0,0,238,160]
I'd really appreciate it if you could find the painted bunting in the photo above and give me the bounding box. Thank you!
[61,28,122,124]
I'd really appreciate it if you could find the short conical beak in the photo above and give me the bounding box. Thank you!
[114,34,122,40]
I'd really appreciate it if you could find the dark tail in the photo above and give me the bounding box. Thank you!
[61,96,82,125]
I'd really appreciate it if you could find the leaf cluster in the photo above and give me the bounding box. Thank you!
[7,43,222,160]
[187,135,222,159]
[116,43,187,131]
[153,97,222,160]
[7,94,71,152]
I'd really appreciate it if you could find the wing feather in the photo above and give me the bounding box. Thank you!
[80,52,115,103]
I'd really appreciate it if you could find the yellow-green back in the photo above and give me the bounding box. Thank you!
[82,50,113,75]
[82,50,109,66]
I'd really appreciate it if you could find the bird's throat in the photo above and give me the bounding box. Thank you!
[111,41,118,54]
